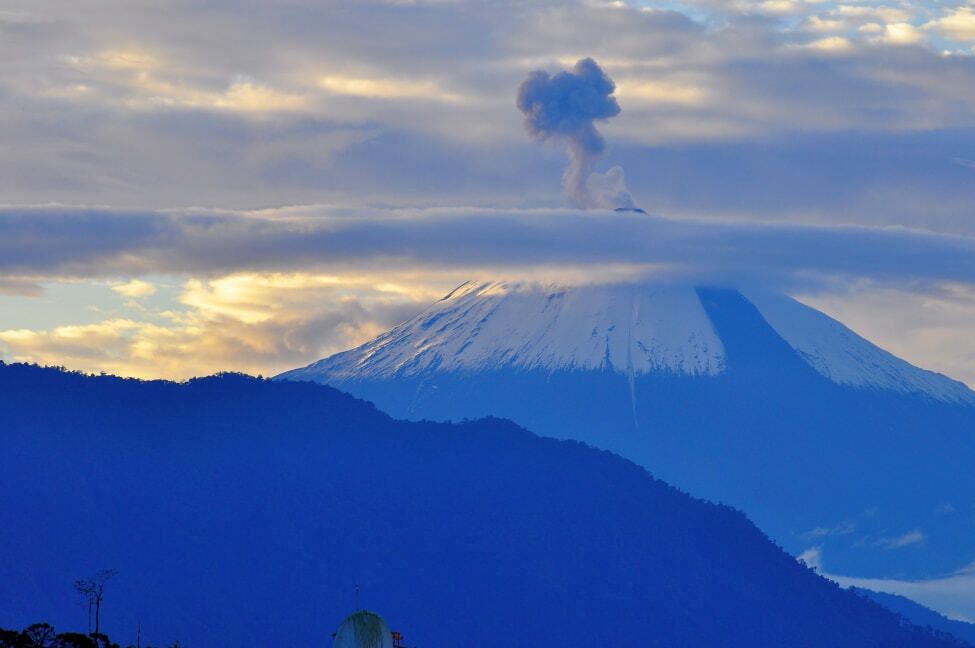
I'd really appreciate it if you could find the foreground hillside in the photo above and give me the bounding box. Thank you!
[0,362,967,647]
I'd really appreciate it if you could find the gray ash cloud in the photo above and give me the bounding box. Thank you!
[517,58,634,210]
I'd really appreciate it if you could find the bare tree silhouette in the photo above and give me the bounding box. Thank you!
[74,569,117,637]
[23,622,57,648]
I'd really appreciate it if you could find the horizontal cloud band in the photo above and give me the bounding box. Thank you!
[3,205,975,287]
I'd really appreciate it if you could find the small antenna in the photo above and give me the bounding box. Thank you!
[355,583,360,610]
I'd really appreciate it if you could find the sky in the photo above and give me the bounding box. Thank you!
[1,0,975,386]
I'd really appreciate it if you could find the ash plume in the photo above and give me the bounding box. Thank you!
[517,57,634,210]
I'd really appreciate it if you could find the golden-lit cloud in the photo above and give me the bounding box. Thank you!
[801,36,855,53]
[834,5,912,24]
[875,22,925,46]
[111,278,156,298]
[858,23,884,34]
[0,319,145,366]
[62,48,309,114]
[0,266,664,379]
[93,49,160,70]
[757,0,803,16]
[926,7,975,43]
[804,16,847,33]
[614,79,710,106]
[59,47,472,118]
[0,272,448,379]
[209,81,308,112]
[318,73,466,103]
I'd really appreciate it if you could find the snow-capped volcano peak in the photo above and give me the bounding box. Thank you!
[280,280,974,405]
[297,281,726,379]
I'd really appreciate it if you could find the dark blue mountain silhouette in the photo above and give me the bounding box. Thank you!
[0,362,968,647]
[854,589,975,646]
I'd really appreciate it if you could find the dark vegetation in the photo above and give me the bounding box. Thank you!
[0,361,971,647]
[0,623,109,648]
[0,623,116,648]
[0,622,179,648]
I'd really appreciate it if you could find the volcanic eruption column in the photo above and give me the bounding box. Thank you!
[517,57,635,210]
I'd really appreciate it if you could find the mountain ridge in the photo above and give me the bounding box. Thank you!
[278,282,975,582]
[0,361,970,648]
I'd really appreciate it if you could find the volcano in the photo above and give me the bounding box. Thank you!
[279,281,975,580]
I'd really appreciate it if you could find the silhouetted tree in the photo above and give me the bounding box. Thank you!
[74,570,116,637]
[23,623,57,648]
[88,633,118,648]
[0,628,21,648]
[56,633,96,648]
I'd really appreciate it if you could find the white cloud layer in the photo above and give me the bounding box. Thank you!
[834,562,975,623]
[1,205,973,287]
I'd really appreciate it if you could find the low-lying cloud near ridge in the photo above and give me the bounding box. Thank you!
[3,205,974,289]
[833,563,975,624]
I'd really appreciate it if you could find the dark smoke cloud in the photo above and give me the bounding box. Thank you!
[517,58,634,209]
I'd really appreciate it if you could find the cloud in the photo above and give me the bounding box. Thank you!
[2,205,975,291]
[807,544,975,621]
[834,5,913,24]
[875,23,925,46]
[0,278,42,297]
[111,279,156,298]
[0,319,145,363]
[802,36,854,53]
[804,521,856,539]
[319,74,465,103]
[798,546,823,570]
[613,79,709,106]
[926,8,975,43]
[832,561,975,622]
[876,529,927,549]
[61,49,310,114]
[804,16,847,33]
[3,0,975,222]
[0,272,436,379]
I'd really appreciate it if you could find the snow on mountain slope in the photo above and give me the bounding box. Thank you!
[300,281,726,380]
[281,281,974,406]
[745,291,975,405]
